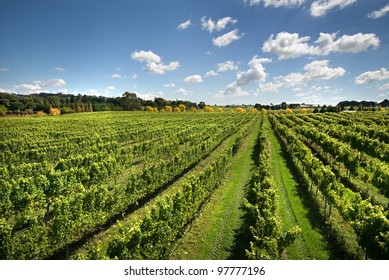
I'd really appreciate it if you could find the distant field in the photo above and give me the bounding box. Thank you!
[0,111,388,260]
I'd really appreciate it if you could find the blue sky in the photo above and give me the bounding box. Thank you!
[1,0,388,105]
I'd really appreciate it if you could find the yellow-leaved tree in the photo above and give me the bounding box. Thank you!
[204,105,214,112]
[50,107,60,115]
[178,104,186,112]
[235,107,246,112]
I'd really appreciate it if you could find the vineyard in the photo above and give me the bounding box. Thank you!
[0,110,388,260]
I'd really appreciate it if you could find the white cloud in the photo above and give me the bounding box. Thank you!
[223,83,250,97]
[310,0,357,17]
[236,57,271,87]
[177,19,191,30]
[0,88,12,93]
[217,60,239,72]
[131,74,137,79]
[104,86,116,95]
[368,5,389,19]
[16,83,42,92]
[262,31,380,59]
[138,91,164,100]
[205,70,219,77]
[175,88,192,95]
[14,78,66,93]
[131,50,180,74]
[303,60,346,80]
[243,0,305,8]
[87,89,99,95]
[164,83,176,88]
[279,60,345,87]
[355,68,389,85]
[379,83,389,90]
[145,61,180,74]
[213,29,244,47]
[262,32,313,59]
[221,56,271,97]
[112,73,128,79]
[184,74,203,83]
[0,67,10,72]
[53,67,65,72]
[43,78,66,87]
[201,16,238,33]
[131,50,161,63]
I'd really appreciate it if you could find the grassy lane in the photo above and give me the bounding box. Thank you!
[169,117,262,260]
[266,115,330,260]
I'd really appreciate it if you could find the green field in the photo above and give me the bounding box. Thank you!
[1,111,388,260]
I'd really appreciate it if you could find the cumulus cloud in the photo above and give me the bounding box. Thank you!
[221,56,271,97]
[205,70,219,77]
[259,60,345,93]
[277,60,345,87]
[184,74,203,83]
[53,67,65,72]
[368,5,389,19]
[138,91,164,100]
[379,83,389,90]
[86,89,99,95]
[175,88,192,95]
[112,73,128,79]
[355,68,389,84]
[14,78,66,93]
[201,16,238,33]
[213,29,244,47]
[131,50,161,63]
[217,60,239,72]
[164,83,176,88]
[310,0,357,17]
[131,50,180,74]
[262,31,380,59]
[0,67,10,72]
[43,78,66,87]
[243,0,305,8]
[303,60,346,80]
[177,19,191,30]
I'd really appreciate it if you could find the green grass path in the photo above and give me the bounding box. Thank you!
[169,118,262,260]
[266,115,330,260]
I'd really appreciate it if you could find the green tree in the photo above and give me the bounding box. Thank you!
[0,105,7,116]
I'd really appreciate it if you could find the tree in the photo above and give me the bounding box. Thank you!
[178,104,186,112]
[122,92,142,110]
[50,107,61,115]
[204,105,214,112]
[0,105,6,116]
[164,105,173,112]
[198,101,206,109]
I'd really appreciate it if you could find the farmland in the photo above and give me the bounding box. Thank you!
[0,110,388,260]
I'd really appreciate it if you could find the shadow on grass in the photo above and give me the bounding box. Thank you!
[274,128,353,259]
[227,127,262,260]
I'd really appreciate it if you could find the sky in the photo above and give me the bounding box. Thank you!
[1,0,389,106]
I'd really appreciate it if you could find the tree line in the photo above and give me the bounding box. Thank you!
[0,92,200,116]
